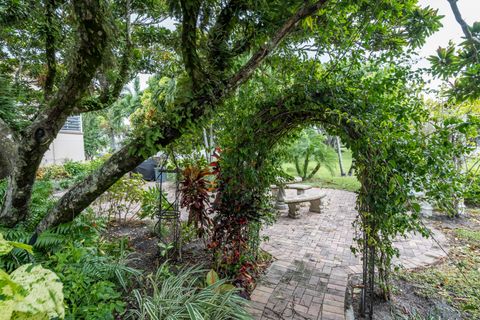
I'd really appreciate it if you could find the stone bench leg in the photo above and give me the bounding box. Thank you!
[287,203,301,218]
[309,199,321,213]
[275,187,287,210]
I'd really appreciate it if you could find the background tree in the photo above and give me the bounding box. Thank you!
[286,128,337,181]
[82,77,142,157]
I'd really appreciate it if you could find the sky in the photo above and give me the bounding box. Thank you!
[138,1,480,91]
[418,0,479,63]
[414,0,480,92]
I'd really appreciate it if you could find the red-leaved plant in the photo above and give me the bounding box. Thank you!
[179,165,212,241]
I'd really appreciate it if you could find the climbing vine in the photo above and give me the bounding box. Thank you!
[210,56,478,304]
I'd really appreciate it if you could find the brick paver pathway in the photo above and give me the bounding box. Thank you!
[249,188,448,320]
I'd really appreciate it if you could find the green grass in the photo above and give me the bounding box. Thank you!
[455,228,480,242]
[282,149,360,192]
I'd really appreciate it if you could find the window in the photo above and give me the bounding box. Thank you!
[61,115,82,132]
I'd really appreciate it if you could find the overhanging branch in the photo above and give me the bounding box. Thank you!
[206,0,246,71]
[180,0,203,88]
[27,0,109,144]
[34,0,329,233]
[447,0,480,48]
[44,0,57,101]
[73,0,133,114]
[226,0,328,91]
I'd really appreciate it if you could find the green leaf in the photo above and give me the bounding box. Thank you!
[0,234,33,256]
[0,233,14,256]
[205,269,219,286]
[218,284,235,293]
[186,303,204,320]
[411,202,421,213]
[8,242,33,255]
[2,264,65,320]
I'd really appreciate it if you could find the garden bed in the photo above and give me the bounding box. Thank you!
[347,208,480,319]
[104,218,273,300]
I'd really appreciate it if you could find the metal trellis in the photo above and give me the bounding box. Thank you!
[155,153,182,260]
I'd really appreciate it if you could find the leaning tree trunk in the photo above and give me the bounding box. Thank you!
[35,139,147,233]
[0,0,109,227]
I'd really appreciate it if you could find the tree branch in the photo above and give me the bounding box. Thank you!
[73,0,133,113]
[35,139,144,232]
[27,0,109,144]
[206,0,246,71]
[226,0,328,91]
[180,0,203,88]
[44,0,57,101]
[447,0,480,48]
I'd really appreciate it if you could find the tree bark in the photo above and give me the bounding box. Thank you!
[0,0,109,227]
[306,162,322,180]
[336,136,345,176]
[447,0,480,49]
[302,149,310,181]
[0,120,17,180]
[294,156,302,179]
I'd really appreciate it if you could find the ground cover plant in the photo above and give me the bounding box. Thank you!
[395,209,480,319]
[129,265,252,320]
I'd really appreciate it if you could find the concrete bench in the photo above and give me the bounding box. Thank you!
[285,183,312,196]
[284,194,326,218]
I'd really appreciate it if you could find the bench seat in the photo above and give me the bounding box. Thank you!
[284,194,326,218]
[285,183,312,195]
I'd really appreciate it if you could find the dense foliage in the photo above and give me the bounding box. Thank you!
[180,164,213,240]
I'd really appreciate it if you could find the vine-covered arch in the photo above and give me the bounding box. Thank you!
[210,62,464,317]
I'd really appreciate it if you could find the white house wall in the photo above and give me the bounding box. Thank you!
[42,131,85,165]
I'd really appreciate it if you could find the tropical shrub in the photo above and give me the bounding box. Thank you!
[36,164,70,180]
[36,158,108,189]
[139,185,170,220]
[180,164,212,240]
[45,244,136,320]
[465,171,480,207]
[63,160,89,178]
[285,128,337,181]
[128,264,251,320]
[180,221,198,245]
[94,173,145,222]
[1,211,140,320]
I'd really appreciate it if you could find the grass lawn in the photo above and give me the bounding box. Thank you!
[282,149,360,192]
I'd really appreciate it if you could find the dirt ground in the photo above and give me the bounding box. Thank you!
[347,208,480,320]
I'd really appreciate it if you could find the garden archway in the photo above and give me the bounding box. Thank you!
[210,66,454,318]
